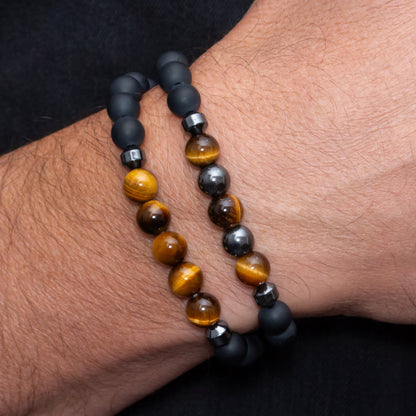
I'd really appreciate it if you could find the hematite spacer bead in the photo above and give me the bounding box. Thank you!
[263,321,297,348]
[167,84,201,117]
[253,282,279,307]
[182,112,208,135]
[121,146,145,170]
[107,93,140,121]
[111,117,145,150]
[198,164,230,197]
[156,51,189,73]
[214,332,247,366]
[159,61,192,93]
[223,225,254,257]
[207,320,232,347]
[258,300,292,335]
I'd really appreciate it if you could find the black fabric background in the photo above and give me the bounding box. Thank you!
[0,1,415,415]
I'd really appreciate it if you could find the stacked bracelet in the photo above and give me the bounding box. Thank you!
[106,71,265,366]
[156,51,297,350]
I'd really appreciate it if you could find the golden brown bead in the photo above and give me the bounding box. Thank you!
[137,200,170,235]
[185,134,220,167]
[186,293,221,327]
[152,231,187,265]
[123,168,158,202]
[168,262,203,297]
[208,194,243,229]
[235,251,270,286]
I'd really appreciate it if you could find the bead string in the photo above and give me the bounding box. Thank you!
[156,51,297,351]
[106,71,264,366]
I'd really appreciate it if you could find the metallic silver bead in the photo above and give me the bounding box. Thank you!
[120,147,145,169]
[253,282,279,307]
[207,320,232,347]
[182,112,207,135]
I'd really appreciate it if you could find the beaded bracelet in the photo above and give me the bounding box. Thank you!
[155,51,297,349]
[106,71,266,366]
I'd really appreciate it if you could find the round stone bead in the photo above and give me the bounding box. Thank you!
[214,332,247,366]
[263,320,297,348]
[186,293,220,327]
[156,51,189,73]
[111,117,145,150]
[241,333,266,367]
[109,75,144,98]
[159,61,192,93]
[167,84,201,117]
[182,112,208,135]
[206,320,232,347]
[168,262,203,297]
[235,251,270,286]
[223,225,254,257]
[123,168,158,202]
[198,164,230,197]
[126,72,149,92]
[121,146,145,170]
[107,93,140,121]
[258,300,292,335]
[137,200,170,235]
[253,282,279,307]
[152,231,187,266]
[185,134,220,167]
[208,194,242,229]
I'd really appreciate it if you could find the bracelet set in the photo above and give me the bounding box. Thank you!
[106,51,296,366]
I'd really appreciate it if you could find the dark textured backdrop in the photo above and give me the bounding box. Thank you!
[0,1,415,415]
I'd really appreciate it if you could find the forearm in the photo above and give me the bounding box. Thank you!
[2,0,416,414]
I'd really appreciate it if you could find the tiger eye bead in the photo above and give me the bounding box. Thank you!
[208,194,243,229]
[123,168,158,202]
[152,231,187,265]
[168,262,203,297]
[185,134,220,167]
[137,200,170,235]
[186,293,221,327]
[235,251,270,286]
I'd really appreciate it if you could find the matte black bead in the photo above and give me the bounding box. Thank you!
[109,75,145,98]
[156,51,189,72]
[214,332,247,366]
[182,112,207,135]
[263,320,297,348]
[223,225,254,257]
[107,93,140,122]
[167,84,201,117]
[120,146,145,169]
[198,164,230,197]
[159,61,192,93]
[111,117,145,150]
[126,72,149,92]
[241,334,266,367]
[258,300,292,335]
[253,282,279,307]
[207,320,232,348]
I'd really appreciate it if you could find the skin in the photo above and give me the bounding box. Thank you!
[0,0,415,414]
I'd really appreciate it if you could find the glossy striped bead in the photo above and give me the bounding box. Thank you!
[152,231,187,266]
[235,251,270,286]
[185,134,220,167]
[123,168,158,202]
[168,262,203,297]
[186,293,221,327]
[137,200,170,235]
[208,194,242,229]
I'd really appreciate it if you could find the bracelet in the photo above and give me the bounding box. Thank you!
[155,51,297,348]
[106,71,266,366]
